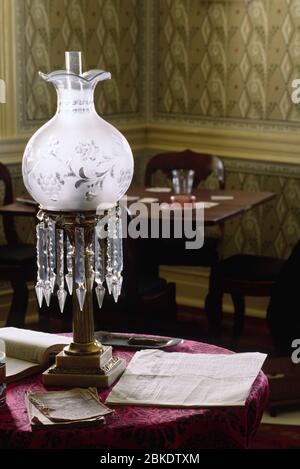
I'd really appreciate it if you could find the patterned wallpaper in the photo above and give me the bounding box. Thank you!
[10,0,300,263]
[156,0,300,126]
[148,0,300,260]
[16,0,142,130]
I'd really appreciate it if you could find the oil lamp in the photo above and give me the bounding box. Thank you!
[22,51,134,386]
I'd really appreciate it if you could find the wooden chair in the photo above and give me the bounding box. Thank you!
[0,162,36,327]
[206,240,300,415]
[205,254,285,342]
[94,208,177,335]
[145,149,225,189]
[145,149,225,268]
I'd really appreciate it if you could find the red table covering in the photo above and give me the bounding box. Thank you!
[0,339,268,449]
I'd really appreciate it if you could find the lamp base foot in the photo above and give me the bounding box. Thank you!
[42,349,126,388]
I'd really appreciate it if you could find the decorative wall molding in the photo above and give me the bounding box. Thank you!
[0,0,16,137]
[145,123,300,165]
[3,120,300,167]
[3,123,300,167]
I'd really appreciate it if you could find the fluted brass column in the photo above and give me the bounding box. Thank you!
[46,210,103,356]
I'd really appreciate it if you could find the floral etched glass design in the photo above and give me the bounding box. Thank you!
[22,52,134,211]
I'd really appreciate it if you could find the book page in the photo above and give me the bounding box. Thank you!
[6,357,39,378]
[0,327,72,364]
[106,350,267,407]
[25,389,107,429]
[27,388,113,422]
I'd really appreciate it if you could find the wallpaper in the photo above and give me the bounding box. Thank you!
[16,0,300,128]
[16,0,142,130]
[10,0,300,264]
[156,0,300,127]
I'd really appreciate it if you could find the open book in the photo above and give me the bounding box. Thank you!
[0,327,72,383]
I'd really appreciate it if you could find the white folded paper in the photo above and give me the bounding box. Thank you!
[138,197,159,203]
[106,349,267,407]
[195,201,219,209]
[146,187,172,193]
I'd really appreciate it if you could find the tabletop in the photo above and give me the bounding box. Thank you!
[0,186,275,226]
[0,338,269,449]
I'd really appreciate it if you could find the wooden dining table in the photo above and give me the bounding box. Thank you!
[0,186,275,226]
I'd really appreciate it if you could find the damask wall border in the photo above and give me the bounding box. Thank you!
[223,157,300,178]
[149,113,300,134]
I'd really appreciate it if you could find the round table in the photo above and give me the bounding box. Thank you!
[0,339,268,449]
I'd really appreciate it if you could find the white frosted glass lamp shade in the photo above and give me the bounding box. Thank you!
[22,53,134,211]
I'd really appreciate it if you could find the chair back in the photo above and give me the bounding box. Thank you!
[145,149,225,189]
[267,239,300,355]
[0,162,19,245]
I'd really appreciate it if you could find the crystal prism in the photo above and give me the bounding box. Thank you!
[112,282,119,303]
[47,219,56,293]
[76,284,86,311]
[95,284,105,309]
[43,282,52,307]
[75,227,86,289]
[57,288,67,313]
[117,274,123,297]
[65,272,73,295]
[37,209,44,221]
[65,238,74,294]
[50,272,56,292]
[90,271,95,290]
[105,273,113,295]
[35,283,44,308]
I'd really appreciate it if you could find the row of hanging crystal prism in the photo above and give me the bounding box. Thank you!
[35,206,123,312]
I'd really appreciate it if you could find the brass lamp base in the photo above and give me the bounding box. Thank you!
[42,347,126,388]
[64,340,103,356]
[39,209,126,388]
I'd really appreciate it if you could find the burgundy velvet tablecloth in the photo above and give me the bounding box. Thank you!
[0,339,268,449]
